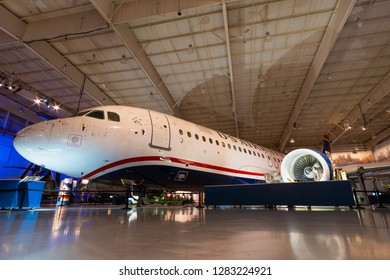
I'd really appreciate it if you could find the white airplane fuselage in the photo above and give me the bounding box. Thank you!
[13,105,284,190]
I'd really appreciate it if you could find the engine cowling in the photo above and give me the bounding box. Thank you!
[281,148,333,182]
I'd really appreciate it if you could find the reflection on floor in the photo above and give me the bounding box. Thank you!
[1,205,389,260]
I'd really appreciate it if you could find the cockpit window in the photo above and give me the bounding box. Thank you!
[86,110,105,120]
[108,111,120,122]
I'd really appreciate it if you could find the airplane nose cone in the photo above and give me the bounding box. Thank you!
[13,123,51,161]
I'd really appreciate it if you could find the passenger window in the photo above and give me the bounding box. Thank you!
[86,110,105,120]
[216,140,219,146]
[209,138,213,144]
[228,143,231,149]
[108,111,120,122]
[222,142,225,147]
[179,129,183,135]
[202,136,206,142]
[195,134,199,140]
[187,131,191,138]
[233,145,237,151]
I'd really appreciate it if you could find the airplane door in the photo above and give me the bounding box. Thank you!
[148,111,171,150]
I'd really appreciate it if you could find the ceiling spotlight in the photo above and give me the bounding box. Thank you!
[265,31,272,42]
[187,44,194,54]
[354,17,364,29]
[325,72,333,81]
[361,114,368,131]
[120,54,127,64]
[0,72,27,94]
[61,63,68,72]
[259,79,265,88]
[293,122,301,130]
[53,104,60,110]
[290,138,295,144]
[344,121,352,130]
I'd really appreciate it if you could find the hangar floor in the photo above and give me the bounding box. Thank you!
[1,205,390,260]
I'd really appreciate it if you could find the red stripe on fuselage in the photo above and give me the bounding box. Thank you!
[83,156,265,179]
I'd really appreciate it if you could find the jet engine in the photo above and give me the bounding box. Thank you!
[281,149,333,182]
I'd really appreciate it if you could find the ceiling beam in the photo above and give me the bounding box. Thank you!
[367,128,390,149]
[0,6,25,40]
[332,71,390,145]
[221,0,239,138]
[0,6,108,43]
[278,0,357,152]
[0,6,115,111]
[23,10,108,42]
[28,41,116,107]
[110,0,220,25]
[0,31,17,47]
[90,0,181,117]
[0,95,44,123]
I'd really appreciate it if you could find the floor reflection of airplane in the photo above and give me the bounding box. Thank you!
[13,105,333,190]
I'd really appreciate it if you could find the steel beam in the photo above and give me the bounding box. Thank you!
[367,128,390,149]
[110,0,220,25]
[90,0,181,117]
[278,0,357,151]
[332,71,390,146]
[28,41,115,106]
[23,10,108,42]
[221,0,239,138]
[0,6,115,111]
[0,6,25,40]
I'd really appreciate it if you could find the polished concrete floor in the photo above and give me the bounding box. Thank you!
[1,205,390,260]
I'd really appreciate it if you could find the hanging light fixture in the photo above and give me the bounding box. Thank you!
[265,31,272,42]
[0,71,23,93]
[258,64,265,88]
[359,104,368,131]
[354,17,364,29]
[344,120,352,130]
[33,96,61,110]
[263,4,272,43]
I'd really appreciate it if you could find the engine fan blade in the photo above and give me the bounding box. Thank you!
[293,155,324,181]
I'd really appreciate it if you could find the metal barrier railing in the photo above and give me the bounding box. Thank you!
[352,188,390,208]
[2,185,389,210]
[0,188,133,210]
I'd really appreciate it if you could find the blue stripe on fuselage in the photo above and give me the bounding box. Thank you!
[97,164,265,190]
